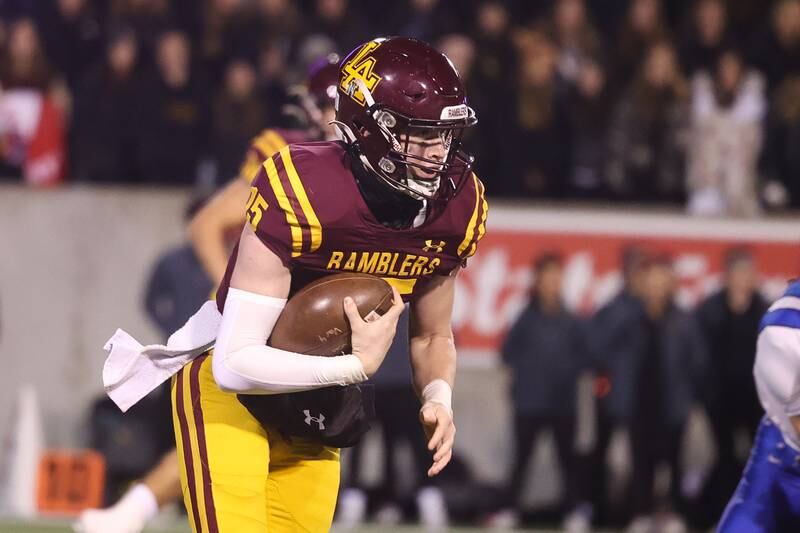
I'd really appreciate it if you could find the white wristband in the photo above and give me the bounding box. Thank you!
[421,379,453,413]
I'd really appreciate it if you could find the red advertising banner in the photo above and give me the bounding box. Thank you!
[453,206,800,358]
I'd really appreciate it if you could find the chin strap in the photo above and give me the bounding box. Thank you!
[407,173,441,198]
[350,156,424,229]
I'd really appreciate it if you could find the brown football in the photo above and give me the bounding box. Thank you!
[268,273,394,356]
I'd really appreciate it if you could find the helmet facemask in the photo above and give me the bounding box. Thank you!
[284,54,341,140]
[336,85,477,202]
[283,84,339,141]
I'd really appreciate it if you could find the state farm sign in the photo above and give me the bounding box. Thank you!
[453,205,799,358]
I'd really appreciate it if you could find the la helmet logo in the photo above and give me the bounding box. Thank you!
[340,41,382,106]
[423,240,446,253]
[303,410,326,430]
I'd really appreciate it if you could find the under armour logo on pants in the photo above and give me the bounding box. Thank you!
[303,410,326,430]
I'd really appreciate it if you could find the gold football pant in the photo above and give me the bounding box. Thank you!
[171,353,341,532]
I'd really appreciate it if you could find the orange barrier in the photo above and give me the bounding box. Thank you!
[36,450,105,514]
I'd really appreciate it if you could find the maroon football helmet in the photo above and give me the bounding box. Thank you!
[306,53,340,108]
[334,37,478,202]
[286,53,340,137]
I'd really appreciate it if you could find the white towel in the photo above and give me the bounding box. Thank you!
[102,301,222,412]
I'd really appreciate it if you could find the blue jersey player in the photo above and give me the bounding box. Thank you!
[718,280,800,532]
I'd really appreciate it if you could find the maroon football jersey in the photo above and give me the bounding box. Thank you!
[217,141,487,309]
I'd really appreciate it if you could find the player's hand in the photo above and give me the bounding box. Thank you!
[344,285,405,377]
[419,402,456,477]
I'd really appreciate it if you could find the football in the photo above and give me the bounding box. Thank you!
[268,272,394,356]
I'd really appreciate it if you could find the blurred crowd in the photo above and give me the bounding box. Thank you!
[0,0,798,215]
[489,245,766,532]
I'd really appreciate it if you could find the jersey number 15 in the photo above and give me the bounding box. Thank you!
[245,186,268,230]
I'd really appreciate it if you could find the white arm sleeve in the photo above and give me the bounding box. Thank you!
[212,288,368,394]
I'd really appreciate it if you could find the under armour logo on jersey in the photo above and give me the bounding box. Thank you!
[423,240,446,253]
[303,410,326,430]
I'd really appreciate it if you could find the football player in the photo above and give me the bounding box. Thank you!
[75,56,342,533]
[190,54,342,283]
[717,280,800,532]
[94,36,486,533]
[176,36,486,532]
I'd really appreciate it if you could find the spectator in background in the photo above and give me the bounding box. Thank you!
[761,75,800,209]
[212,57,264,182]
[244,0,300,85]
[0,18,68,184]
[723,0,772,43]
[437,34,486,187]
[144,196,214,336]
[306,0,366,54]
[395,0,458,43]
[586,245,649,527]
[660,0,693,32]
[567,58,612,197]
[438,34,476,82]
[545,0,605,86]
[473,0,514,80]
[255,38,292,127]
[749,0,800,92]
[0,17,61,92]
[512,29,572,198]
[696,248,768,517]
[496,254,587,531]
[7,0,799,202]
[338,312,449,531]
[606,40,689,203]
[198,0,252,82]
[624,255,707,533]
[72,28,141,183]
[686,49,766,217]
[678,0,731,77]
[585,0,630,41]
[468,1,517,196]
[252,0,300,46]
[136,29,209,185]
[613,0,670,93]
[36,0,104,90]
[108,0,173,55]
